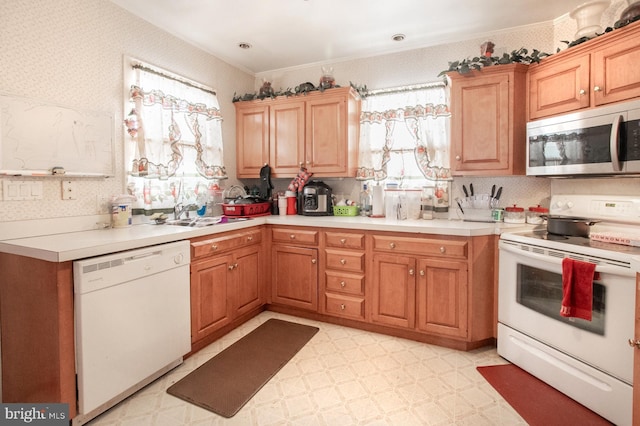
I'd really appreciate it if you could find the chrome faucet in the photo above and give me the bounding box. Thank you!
[174,203,198,220]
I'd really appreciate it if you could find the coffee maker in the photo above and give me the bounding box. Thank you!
[300,180,333,216]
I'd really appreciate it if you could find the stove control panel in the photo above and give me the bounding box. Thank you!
[550,195,640,224]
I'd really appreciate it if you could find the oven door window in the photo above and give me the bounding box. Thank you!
[516,263,605,335]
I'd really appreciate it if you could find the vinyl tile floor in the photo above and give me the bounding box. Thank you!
[85,311,526,426]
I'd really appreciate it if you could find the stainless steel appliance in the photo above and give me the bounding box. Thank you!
[73,241,191,425]
[526,99,640,176]
[498,194,640,425]
[300,180,333,216]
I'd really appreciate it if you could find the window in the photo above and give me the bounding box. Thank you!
[123,58,226,214]
[356,83,451,188]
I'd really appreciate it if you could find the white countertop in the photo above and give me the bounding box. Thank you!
[0,215,529,262]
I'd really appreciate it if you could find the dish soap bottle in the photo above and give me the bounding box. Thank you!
[359,183,372,216]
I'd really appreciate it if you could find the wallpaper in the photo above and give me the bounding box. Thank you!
[0,0,637,226]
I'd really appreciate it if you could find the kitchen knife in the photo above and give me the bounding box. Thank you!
[469,183,474,196]
[495,186,503,200]
[462,185,469,197]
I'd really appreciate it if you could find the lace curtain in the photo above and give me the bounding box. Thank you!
[123,62,227,214]
[125,66,226,180]
[356,83,451,185]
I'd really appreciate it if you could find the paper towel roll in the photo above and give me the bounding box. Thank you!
[372,185,384,216]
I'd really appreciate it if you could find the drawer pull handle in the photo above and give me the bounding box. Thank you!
[228,263,238,271]
[340,238,347,245]
[594,85,602,92]
[340,281,346,288]
[440,246,446,253]
[311,258,317,264]
[389,242,396,249]
[409,269,415,276]
[211,244,218,251]
[340,259,347,265]
[290,234,296,239]
[340,304,346,310]
[247,236,253,241]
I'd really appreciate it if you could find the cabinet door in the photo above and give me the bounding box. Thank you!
[528,54,591,120]
[371,254,416,328]
[236,104,269,178]
[271,245,318,310]
[416,258,468,338]
[270,101,305,176]
[305,95,348,175]
[233,245,264,317]
[190,254,234,343]
[450,71,511,174]
[592,35,640,106]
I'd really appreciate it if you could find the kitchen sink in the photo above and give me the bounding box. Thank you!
[164,216,251,227]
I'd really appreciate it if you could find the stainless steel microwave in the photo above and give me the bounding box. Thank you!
[526,99,640,177]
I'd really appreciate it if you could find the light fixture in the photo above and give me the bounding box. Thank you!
[392,34,405,42]
[238,42,252,49]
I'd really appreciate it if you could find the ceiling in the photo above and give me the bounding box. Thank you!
[110,0,588,75]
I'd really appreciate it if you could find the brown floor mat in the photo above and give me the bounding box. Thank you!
[167,318,319,418]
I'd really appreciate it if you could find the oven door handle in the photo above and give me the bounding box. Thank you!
[610,114,623,172]
[499,242,635,277]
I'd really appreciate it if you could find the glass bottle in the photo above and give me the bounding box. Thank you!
[359,183,372,216]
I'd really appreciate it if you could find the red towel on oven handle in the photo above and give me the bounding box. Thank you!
[560,257,596,321]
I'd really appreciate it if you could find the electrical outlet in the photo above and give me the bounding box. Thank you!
[61,180,77,200]
[96,195,111,213]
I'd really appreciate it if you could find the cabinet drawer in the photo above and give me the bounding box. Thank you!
[191,230,262,259]
[372,235,467,258]
[325,270,364,295]
[324,293,365,320]
[325,232,365,249]
[325,249,365,273]
[271,228,319,245]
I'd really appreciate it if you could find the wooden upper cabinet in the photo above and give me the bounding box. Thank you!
[592,30,640,106]
[235,104,269,178]
[528,54,591,120]
[269,100,305,175]
[449,63,527,176]
[528,20,640,121]
[235,87,360,179]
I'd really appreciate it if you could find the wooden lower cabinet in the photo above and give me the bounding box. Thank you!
[271,244,318,310]
[416,258,468,338]
[189,230,265,348]
[369,233,494,349]
[371,254,416,328]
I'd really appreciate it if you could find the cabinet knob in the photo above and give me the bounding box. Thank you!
[340,304,346,311]
[629,338,640,349]
[389,242,396,249]
[290,234,296,239]
[420,270,425,276]
[440,246,446,253]
[340,281,346,288]
[340,238,347,245]
[594,85,602,92]
[409,269,415,276]
[311,258,317,264]
[247,236,253,241]
[455,155,461,161]
[579,89,586,95]
[340,259,347,265]
[211,244,218,251]
[228,263,237,270]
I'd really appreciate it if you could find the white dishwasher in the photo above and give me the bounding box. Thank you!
[73,240,191,425]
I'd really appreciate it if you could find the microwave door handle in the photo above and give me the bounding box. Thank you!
[610,114,623,172]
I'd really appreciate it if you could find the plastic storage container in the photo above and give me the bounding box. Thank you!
[110,195,135,228]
